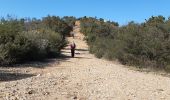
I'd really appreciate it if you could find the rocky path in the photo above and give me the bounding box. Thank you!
[0,21,170,100]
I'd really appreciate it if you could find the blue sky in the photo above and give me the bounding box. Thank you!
[0,0,170,25]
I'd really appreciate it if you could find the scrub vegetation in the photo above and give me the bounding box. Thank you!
[0,15,76,65]
[80,16,170,71]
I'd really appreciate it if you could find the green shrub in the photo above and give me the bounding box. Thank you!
[165,65,170,72]
[0,16,69,65]
[80,16,170,71]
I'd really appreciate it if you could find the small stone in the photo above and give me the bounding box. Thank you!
[73,96,77,99]
[9,96,18,100]
[28,90,35,94]
[36,74,41,77]
[53,82,57,85]
[43,92,50,95]
[13,90,17,93]
[5,86,10,89]
[157,89,164,91]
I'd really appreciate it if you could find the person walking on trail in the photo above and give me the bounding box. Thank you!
[70,42,76,57]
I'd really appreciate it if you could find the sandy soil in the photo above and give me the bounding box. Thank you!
[0,21,170,100]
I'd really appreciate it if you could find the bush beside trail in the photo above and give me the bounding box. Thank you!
[0,15,73,65]
[80,16,170,71]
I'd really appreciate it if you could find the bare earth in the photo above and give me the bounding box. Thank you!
[0,21,170,100]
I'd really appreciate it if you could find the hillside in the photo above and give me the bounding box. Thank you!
[0,21,170,100]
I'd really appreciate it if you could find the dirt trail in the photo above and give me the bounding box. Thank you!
[0,21,170,100]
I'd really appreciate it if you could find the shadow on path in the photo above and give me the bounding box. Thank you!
[0,55,71,82]
[0,59,59,69]
[0,54,74,69]
[0,70,35,82]
[61,51,86,55]
[59,54,91,59]
[64,48,89,52]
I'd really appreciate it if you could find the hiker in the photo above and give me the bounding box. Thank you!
[70,42,76,57]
